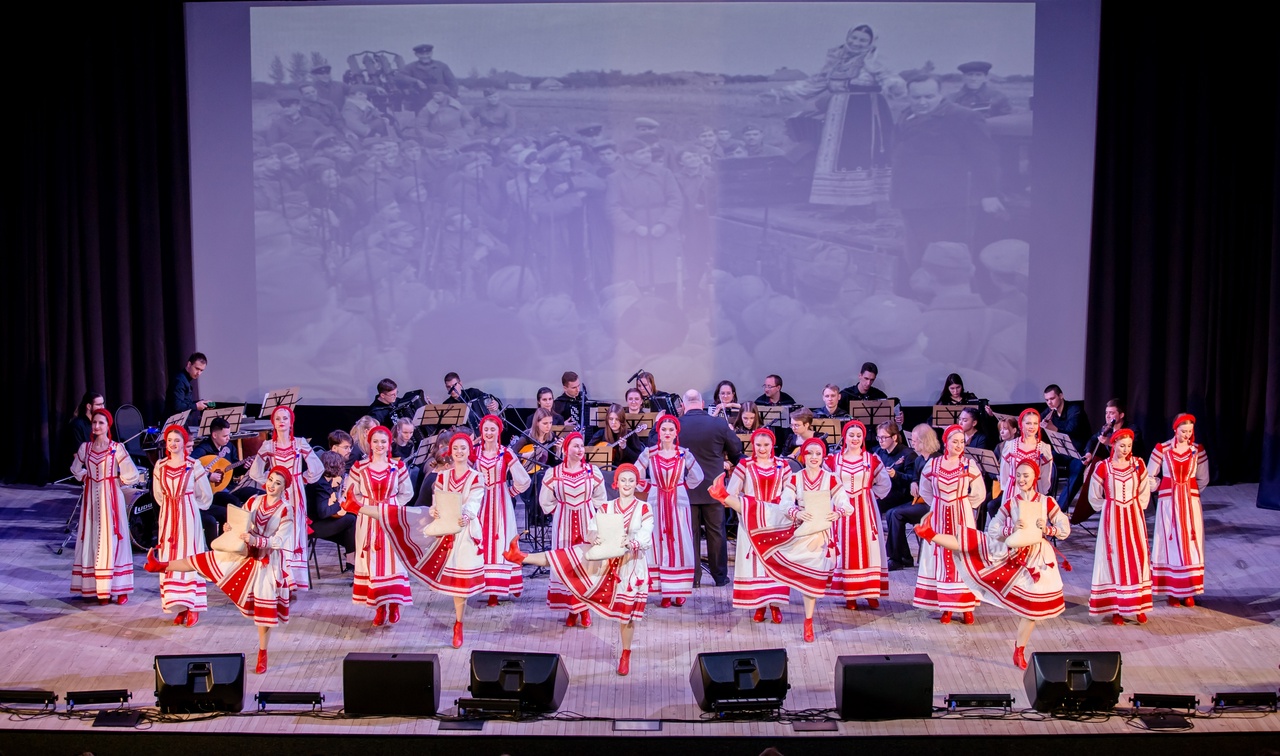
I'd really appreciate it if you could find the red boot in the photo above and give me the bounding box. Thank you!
[173,610,187,626]
[752,607,766,623]
[388,603,401,624]
[116,594,128,605]
[866,598,879,610]
[1183,597,1195,607]
[373,605,387,627]
[339,490,362,515]
[673,597,686,607]
[565,612,577,627]
[962,611,975,625]
[1137,613,1148,624]
[1013,646,1027,670]
[617,650,631,676]
[1167,597,1181,607]
[914,521,937,542]
[503,537,527,564]
[98,597,110,606]
[846,600,858,611]
[452,621,464,649]
[1110,614,1124,626]
[803,618,815,643]
[579,611,592,628]
[487,595,499,607]
[184,610,199,627]
[144,548,168,574]
[940,611,953,625]
[770,606,783,624]
[256,649,268,675]
[661,597,672,608]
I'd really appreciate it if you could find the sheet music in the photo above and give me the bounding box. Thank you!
[1044,429,1083,460]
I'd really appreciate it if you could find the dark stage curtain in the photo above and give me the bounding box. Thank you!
[1084,5,1280,502]
[2,6,195,483]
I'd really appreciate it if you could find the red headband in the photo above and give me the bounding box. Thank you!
[92,408,114,430]
[561,431,584,453]
[800,437,827,460]
[1018,408,1039,429]
[271,405,295,441]
[267,465,294,489]
[841,419,866,446]
[448,431,473,454]
[1172,413,1195,430]
[480,414,504,437]
[657,414,681,434]
[368,425,392,446]
[750,428,776,455]
[1109,428,1134,446]
[942,424,965,450]
[613,462,640,488]
[1015,458,1041,481]
[163,424,189,458]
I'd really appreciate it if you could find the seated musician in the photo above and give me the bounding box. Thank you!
[165,352,209,424]
[1040,383,1091,503]
[754,373,797,407]
[736,401,762,433]
[368,378,399,428]
[327,429,356,474]
[873,421,917,515]
[511,407,561,471]
[936,372,979,406]
[814,383,849,419]
[635,371,680,415]
[1081,398,1139,465]
[444,371,499,428]
[536,386,566,425]
[784,407,818,457]
[708,380,742,427]
[390,417,423,490]
[594,403,647,466]
[305,451,356,570]
[840,361,889,403]
[552,371,586,428]
[346,416,377,467]
[192,417,261,546]
[625,387,645,416]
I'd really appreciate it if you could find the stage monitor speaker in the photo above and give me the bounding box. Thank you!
[154,653,245,714]
[468,651,568,713]
[1024,651,1122,712]
[834,654,933,720]
[343,652,440,716]
[690,648,789,713]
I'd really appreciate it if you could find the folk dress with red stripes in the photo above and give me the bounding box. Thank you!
[345,459,414,609]
[913,456,984,612]
[636,446,704,600]
[69,442,140,600]
[546,495,654,623]
[1148,441,1210,598]
[190,494,295,627]
[475,447,531,598]
[951,491,1069,620]
[379,466,485,598]
[726,458,792,609]
[827,451,891,601]
[153,459,213,614]
[996,439,1054,504]
[249,439,323,592]
[1087,459,1153,615]
[539,463,606,612]
[739,469,848,598]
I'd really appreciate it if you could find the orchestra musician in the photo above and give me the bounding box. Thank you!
[165,352,209,422]
[536,386,566,425]
[595,403,647,466]
[736,402,763,434]
[1040,384,1091,503]
[553,371,588,428]
[444,371,500,429]
[755,374,797,407]
[840,362,889,404]
[368,378,400,429]
[624,387,645,417]
[814,383,849,419]
[936,373,978,406]
[784,407,818,457]
[708,380,742,427]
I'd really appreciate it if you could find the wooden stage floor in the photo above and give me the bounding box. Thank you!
[1,482,1277,745]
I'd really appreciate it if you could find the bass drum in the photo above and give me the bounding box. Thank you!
[126,490,159,552]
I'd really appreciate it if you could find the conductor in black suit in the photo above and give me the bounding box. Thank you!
[678,389,743,586]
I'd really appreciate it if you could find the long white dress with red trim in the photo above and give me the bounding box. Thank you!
[952,491,1069,621]
[153,459,213,614]
[379,466,485,598]
[914,456,984,612]
[1087,459,1153,615]
[190,494,295,627]
[726,458,792,609]
[70,442,140,600]
[475,447,531,598]
[739,469,848,598]
[1147,441,1210,598]
[249,439,323,592]
[545,495,654,623]
[996,439,1053,504]
[540,463,606,611]
[636,446,704,600]
[345,460,414,609]
[827,451,891,601]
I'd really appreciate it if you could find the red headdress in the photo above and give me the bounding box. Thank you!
[656,414,681,446]
[1108,428,1135,460]
[560,431,584,454]
[1017,408,1040,435]
[841,419,866,451]
[1014,458,1041,482]
[163,424,189,459]
[266,465,295,490]
[447,431,473,454]
[800,437,828,462]
[480,414,504,438]
[91,408,114,432]
[942,424,965,455]
[750,428,776,458]
[613,462,640,489]
[270,405,295,443]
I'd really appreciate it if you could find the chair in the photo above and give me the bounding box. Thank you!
[308,534,348,581]
[114,404,149,467]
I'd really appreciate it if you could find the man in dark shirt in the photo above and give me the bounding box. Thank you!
[1041,384,1091,504]
[443,371,498,430]
[679,389,743,586]
[552,371,586,429]
[166,352,208,423]
[754,374,797,407]
[872,423,916,514]
[368,378,399,428]
[840,362,889,404]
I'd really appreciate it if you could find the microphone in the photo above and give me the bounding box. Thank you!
[625,368,645,384]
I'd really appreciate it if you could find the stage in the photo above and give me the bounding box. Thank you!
[1,482,1277,752]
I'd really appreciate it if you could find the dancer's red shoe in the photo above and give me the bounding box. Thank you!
[1167,597,1181,607]
[770,606,783,624]
[144,548,168,573]
[452,621,464,648]
[565,612,577,627]
[256,649,268,674]
[373,605,387,627]
[752,607,766,623]
[579,611,592,628]
[962,611,974,625]
[184,610,199,627]
[503,537,527,564]
[617,650,631,676]
[116,594,128,605]
[914,521,937,542]
[173,610,186,626]
[1137,613,1148,624]
[866,598,879,610]
[1183,597,1195,607]
[487,595,499,607]
[388,603,401,624]
[846,600,858,610]
[1111,614,1124,626]
[940,611,952,624]
[661,597,672,608]
[1013,646,1027,670]
[803,618,815,643]
[673,597,686,607]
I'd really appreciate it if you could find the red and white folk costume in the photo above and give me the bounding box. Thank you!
[538,432,607,614]
[1087,429,1153,620]
[725,429,792,612]
[634,416,704,603]
[343,427,415,613]
[474,415,531,601]
[153,425,213,619]
[69,409,141,603]
[1148,415,1210,603]
[248,406,323,592]
[996,409,1054,504]
[826,420,891,606]
[913,425,985,618]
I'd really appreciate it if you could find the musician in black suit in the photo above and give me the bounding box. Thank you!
[368,378,400,428]
[678,389,744,587]
[444,371,499,429]
[552,370,587,428]
[165,352,208,423]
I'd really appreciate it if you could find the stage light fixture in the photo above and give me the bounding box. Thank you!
[945,693,1014,711]
[1130,693,1198,711]
[455,696,524,718]
[65,689,131,710]
[1212,691,1278,711]
[255,691,324,711]
[0,689,58,707]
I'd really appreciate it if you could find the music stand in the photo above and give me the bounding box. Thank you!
[1044,429,1083,461]
[849,399,896,430]
[758,405,791,428]
[419,403,467,430]
[408,437,437,468]
[258,387,300,419]
[161,412,191,433]
[736,432,754,447]
[966,447,1001,478]
[811,418,841,443]
[198,406,244,438]
[585,446,613,468]
[992,411,1018,426]
[626,412,657,432]
[647,393,680,416]
[591,406,611,428]
[931,405,973,428]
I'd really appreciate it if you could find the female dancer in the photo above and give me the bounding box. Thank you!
[344,426,414,627]
[539,432,606,626]
[153,425,212,626]
[249,405,323,593]
[69,408,141,604]
[145,466,297,674]
[996,409,1053,507]
[723,428,792,624]
[913,425,985,624]
[1148,414,1210,607]
[1087,429,1152,624]
[346,432,485,648]
[504,464,653,675]
[475,415,531,605]
[916,460,1070,669]
[719,438,847,642]
[635,415,704,607]
[826,420,890,610]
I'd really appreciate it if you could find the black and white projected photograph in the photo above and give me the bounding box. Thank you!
[244,2,1037,404]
